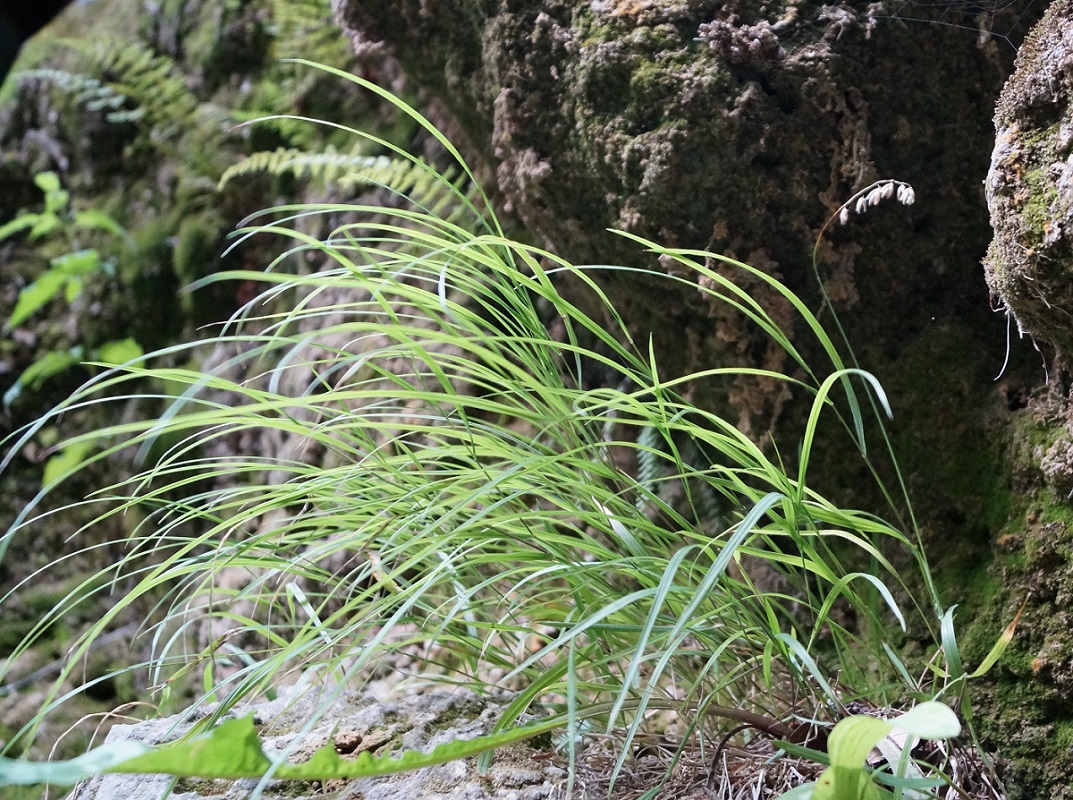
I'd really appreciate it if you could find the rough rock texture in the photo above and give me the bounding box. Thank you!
[985,0,1073,360]
[334,0,1022,409]
[974,2,1073,796]
[70,689,564,800]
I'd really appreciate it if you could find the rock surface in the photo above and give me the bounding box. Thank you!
[333,0,1031,412]
[985,0,1073,361]
[69,689,565,800]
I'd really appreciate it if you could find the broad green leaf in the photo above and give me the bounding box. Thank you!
[113,717,271,779]
[774,783,816,800]
[887,701,960,741]
[74,209,127,240]
[44,189,70,216]
[33,171,61,194]
[3,347,84,407]
[95,338,144,366]
[807,703,959,800]
[51,248,102,276]
[35,171,69,215]
[0,214,39,242]
[43,438,98,487]
[0,713,565,787]
[64,276,83,304]
[28,213,60,241]
[8,270,69,328]
[0,742,150,787]
[813,765,881,800]
[826,714,892,774]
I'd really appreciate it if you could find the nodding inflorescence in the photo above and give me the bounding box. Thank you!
[837,179,915,225]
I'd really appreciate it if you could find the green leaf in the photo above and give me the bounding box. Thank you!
[42,438,99,487]
[74,209,133,246]
[95,338,144,366]
[774,782,817,800]
[73,209,127,240]
[0,713,565,787]
[3,347,84,407]
[0,743,150,787]
[939,606,964,681]
[6,250,102,329]
[806,703,960,800]
[33,171,61,194]
[7,270,68,329]
[971,597,1026,678]
[887,701,960,741]
[826,714,893,776]
[35,172,69,215]
[44,189,70,216]
[813,765,882,800]
[113,717,272,780]
[64,276,83,304]
[51,249,102,276]
[0,213,40,242]
[28,213,60,241]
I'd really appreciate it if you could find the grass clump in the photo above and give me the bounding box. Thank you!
[0,62,999,798]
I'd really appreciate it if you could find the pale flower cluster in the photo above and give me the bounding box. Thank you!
[838,179,915,225]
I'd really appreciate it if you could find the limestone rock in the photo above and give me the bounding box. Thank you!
[985,0,1073,360]
[69,689,565,800]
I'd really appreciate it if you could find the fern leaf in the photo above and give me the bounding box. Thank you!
[270,0,350,62]
[219,146,479,224]
[36,39,200,142]
[15,68,128,117]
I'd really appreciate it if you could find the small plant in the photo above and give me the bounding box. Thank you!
[773,701,961,800]
[1,170,142,408]
[2,172,125,328]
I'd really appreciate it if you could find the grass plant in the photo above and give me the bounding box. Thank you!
[0,62,1002,798]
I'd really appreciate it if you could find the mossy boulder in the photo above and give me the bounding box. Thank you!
[985,0,1073,362]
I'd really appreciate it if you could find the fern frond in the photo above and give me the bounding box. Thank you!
[90,41,198,139]
[270,0,350,62]
[219,146,477,220]
[218,145,372,188]
[35,39,200,142]
[15,69,128,117]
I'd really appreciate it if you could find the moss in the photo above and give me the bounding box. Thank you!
[172,215,221,287]
[1017,174,1058,244]
[958,394,1073,798]
[985,0,1073,362]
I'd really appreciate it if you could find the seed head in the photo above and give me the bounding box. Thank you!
[838,179,915,224]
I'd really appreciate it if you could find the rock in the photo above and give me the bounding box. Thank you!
[984,0,1073,360]
[69,689,565,800]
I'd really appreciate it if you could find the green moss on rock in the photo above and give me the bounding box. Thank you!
[984,0,1073,361]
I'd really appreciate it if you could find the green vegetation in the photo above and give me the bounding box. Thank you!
[774,701,962,800]
[0,4,416,791]
[0,170,142,408]
[0,62,1018,798]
